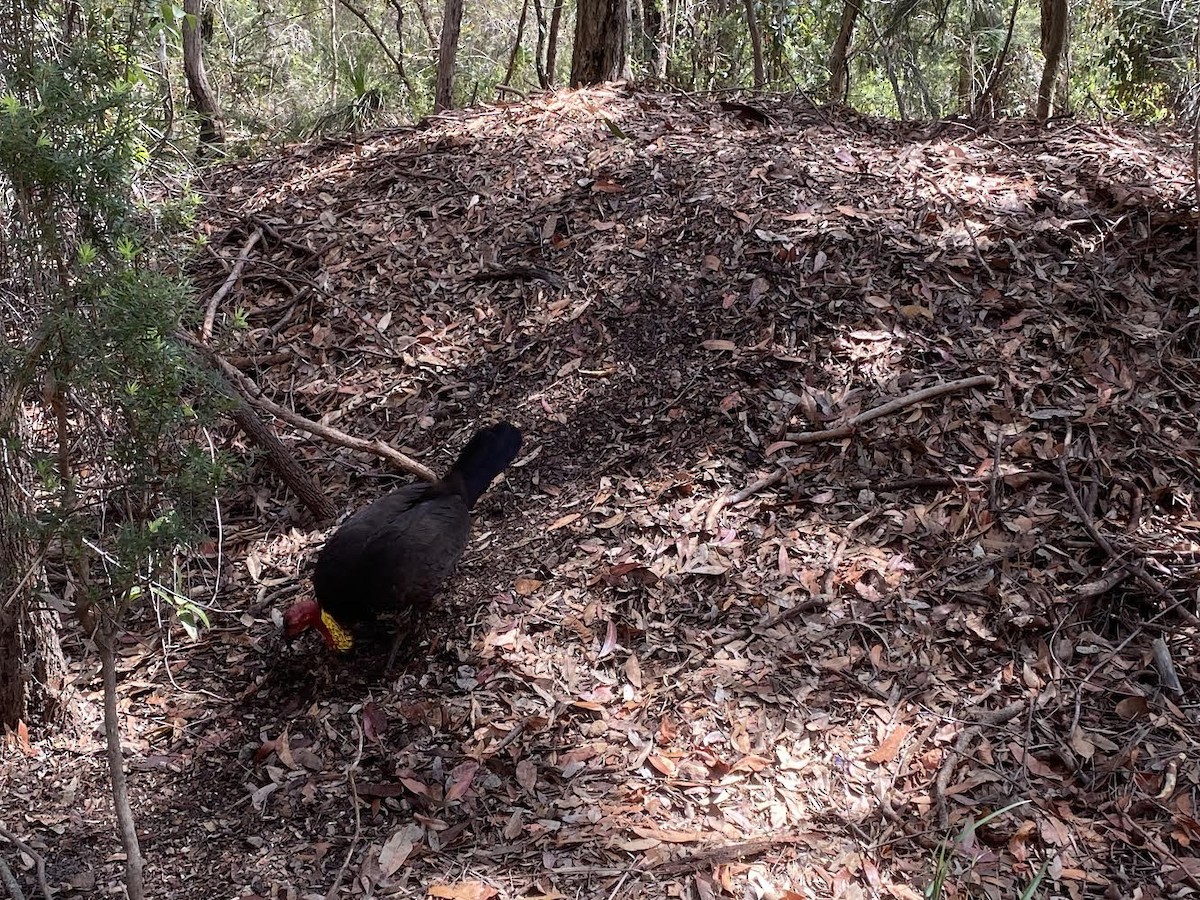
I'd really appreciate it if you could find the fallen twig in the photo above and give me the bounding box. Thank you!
[785,374,997,443]
[1057,428,1199,627]
[179,332,436,481]
[933,700,1026,827]
[652,834,811,876]
[720,375,997,511]
[915,170,995,280]
[0,821,52,900]
[325,718,365,900]
[201,228,261,342]
[1124,816,1200,893]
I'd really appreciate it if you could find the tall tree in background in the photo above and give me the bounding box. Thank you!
[435,0,465,110]
[1037,0,1067,119]
[0,0,69,736]
[0,400,67,731]
[828,0,862,101]
[643,0,669,78]
[546,0,566,82]
[182,0,226,151]
[571,0,632,84]
[742,0,765,89]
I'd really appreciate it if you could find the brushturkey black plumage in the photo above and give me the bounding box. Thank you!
[284,422,523,652]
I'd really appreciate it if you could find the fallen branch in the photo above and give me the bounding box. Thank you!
[325,718,365,900]
[784,374,997,443]
[0,854,25,900]
[0,821,53,900]
[715,375,998,515]
[1073,567,1131,599]
[179,333,436,481]
[178,337,337,519]
[933,700,1026,827]
[653,834,812,876]
[1057,428,1199,627]
[201,228,261,342]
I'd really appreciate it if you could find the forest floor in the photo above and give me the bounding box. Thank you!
[3,87,1200,900]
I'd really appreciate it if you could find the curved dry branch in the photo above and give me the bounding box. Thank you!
[0,821,52,900]
[201,228,261,342]
[708,375,998,526]
[179,333,436,482]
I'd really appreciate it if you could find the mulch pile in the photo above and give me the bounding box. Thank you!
[3,85,1199,900]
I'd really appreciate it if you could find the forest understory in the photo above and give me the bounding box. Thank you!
[3,87,1199,900]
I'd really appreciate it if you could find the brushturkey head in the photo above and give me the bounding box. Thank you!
[283,599,354,651]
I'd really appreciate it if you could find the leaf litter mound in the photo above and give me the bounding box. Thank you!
[4,87,1200,900]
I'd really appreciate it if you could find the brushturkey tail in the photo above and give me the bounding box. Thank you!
[447,422,523,508]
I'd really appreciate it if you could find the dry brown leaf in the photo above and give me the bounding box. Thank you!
[648,754,677,776]
[623,653,642,688]
[515,759,537,792]
[1116,696,1149,720]
[729,754,772,773]
[379,824,422,877]
[514,576,544,595]
[427,882,498,900]
[362,701,387,745]
[866,724,912,764]
[445,761,479,802]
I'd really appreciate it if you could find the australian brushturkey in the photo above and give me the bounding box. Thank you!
[283,422,522,652]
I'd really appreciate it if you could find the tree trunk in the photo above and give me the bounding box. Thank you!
[502,0,531,87]
[532,0,549,87]
[546,0,565,83]
[570,0,632,85]
[434,0,464,111]
[643,0,665,78]
[1036,0,1067,120]
[629,0,645,64]
[328,0,338,102]
[410,0,439,50]
[0,395,67,732]
[660,0,677,79]
[99,623,145,900]
[827,0,861,102]
[973,0,1022,119]
[181,0,225,153]
[742,0,764,89]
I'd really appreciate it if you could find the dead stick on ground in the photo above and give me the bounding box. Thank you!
[652,834,812,876]
[932,700,1025,828]
[1124,817,1200,893]
[713,374,998,518]
[1060,430,1200,733]
[1058,428,1200,627]
[180,333,436,481]
[1151,638,1185,699]
[0,855,25,900]
[325,719,365,900]
[0,822,52,900]
[201,228,262,342]
[785,374,997,443]
[916,171,995,281]
[178,340,337,518]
